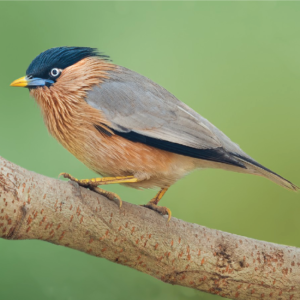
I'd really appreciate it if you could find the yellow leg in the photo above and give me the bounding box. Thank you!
[143,188,172,222]
[59,173,138,186]
[59,172,138,207]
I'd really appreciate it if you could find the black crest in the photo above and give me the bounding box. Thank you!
[26,47,110,79]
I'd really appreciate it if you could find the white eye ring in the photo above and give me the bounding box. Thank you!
[50,68,61,77]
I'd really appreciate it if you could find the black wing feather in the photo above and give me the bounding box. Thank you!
[95,124,246,169]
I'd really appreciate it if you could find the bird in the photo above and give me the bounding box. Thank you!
[10,46,298,221]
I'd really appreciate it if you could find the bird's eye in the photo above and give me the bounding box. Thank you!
[27,75,33,79]
[50,68,61,77]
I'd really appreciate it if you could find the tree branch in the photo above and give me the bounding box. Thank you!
[0,156,299,299]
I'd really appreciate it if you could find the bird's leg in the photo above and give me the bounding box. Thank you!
[59,172,139,208]
[142,188,171,222]
[60,173,139,186]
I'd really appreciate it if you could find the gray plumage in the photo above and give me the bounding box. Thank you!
[86,65,298,191]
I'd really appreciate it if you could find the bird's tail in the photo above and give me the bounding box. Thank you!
[226,153,300,192]
[232,154,299,191]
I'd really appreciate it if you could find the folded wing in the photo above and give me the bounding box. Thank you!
[85,66,246,168]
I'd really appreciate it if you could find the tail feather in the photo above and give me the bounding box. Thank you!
[231,153,299,192]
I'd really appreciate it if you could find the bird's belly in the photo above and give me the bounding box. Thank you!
[70,133,198,189]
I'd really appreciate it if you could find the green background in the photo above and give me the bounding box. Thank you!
[0,2,299,300]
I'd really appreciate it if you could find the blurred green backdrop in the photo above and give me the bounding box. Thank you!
[0,2,299,300]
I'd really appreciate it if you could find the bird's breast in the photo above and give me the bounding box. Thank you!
[32,89,196,188]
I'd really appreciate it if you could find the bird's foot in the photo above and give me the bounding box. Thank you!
[142,187,171,222]
[142,202,172,222]
[90,186,122,208]
[59,173,138,208]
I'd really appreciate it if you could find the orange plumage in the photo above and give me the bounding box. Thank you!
[30,57,193,190]
[10,47,298,221]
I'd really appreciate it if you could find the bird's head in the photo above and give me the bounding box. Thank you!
[10,47,114,148]
[10,46,110,89]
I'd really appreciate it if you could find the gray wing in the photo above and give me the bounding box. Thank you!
[87,66,222,149]
[86,66,249,166]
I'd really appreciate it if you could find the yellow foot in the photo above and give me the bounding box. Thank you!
[90,186,122,208]
[59,173,138,208]
[142,202,172,222]
[142,187,171,222]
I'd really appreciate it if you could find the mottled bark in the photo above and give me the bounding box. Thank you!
[0,156,299,300]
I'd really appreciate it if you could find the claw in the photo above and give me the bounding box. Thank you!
[166,208,172,222]
[59,172,77,181]
[141,187,171,221]
[58,172,129,208]
[142,203,172,222]
[91,186,122,208]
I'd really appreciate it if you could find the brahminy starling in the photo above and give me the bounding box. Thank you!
[10,47,298,221]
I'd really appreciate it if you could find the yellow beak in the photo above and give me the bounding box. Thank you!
[10,76,28,87]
